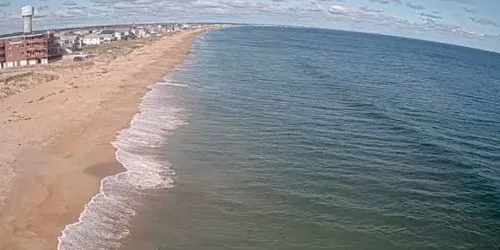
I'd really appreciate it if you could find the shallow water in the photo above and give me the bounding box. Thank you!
[65,26,500,249]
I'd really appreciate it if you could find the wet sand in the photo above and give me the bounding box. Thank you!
[0,27,215,250]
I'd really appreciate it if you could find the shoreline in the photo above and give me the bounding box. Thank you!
[0,27,218,250]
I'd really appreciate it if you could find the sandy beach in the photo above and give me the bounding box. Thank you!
[0,27,214,250]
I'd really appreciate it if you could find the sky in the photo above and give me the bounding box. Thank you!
[0,0,499,52]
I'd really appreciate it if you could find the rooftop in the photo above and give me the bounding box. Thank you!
[100,30,115,35]
[83,34,102,39]
[0,30,51,40]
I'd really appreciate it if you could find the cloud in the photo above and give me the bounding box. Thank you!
[62,0,78,6]
[359,6,383,13]
[421,20,481,39]
[193,0,221,9]
[323,3,488,43]
[33,8,49,19]
[440,0,475,4]
[405,2,424,10]
[369,0,402,4]
[470,16,499,27]
[462,7,477,13]
[327,4,407,26]
[328,5,348,15]
[420,11,442,20]
[86,0,287,16]
[55,8,86,18]
[38,5,50,11]
[68,6,87,10]
[0,0,9,7]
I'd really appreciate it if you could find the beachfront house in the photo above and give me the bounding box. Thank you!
[113,28,132,40]
[114,31,122,41]
[57,35,78,48]
[100,30,116,43]
[83,34,102,45]
[131,28,148,38]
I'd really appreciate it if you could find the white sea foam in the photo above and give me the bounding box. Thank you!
[156,81,189,88]
[57,79,187,250]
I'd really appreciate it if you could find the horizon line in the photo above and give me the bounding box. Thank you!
[1,21,499,55]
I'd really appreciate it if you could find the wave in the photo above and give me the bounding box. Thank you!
[156,80,189,88]
[57,79,187,249]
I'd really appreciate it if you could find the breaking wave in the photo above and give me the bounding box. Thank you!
[57,78,188,249]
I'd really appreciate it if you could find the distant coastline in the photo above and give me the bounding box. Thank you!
[0,22,242,38]
[1,22,498,54]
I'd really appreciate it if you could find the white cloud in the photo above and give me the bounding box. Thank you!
[369,0,402,4]
[420,12,442,20]
[55,8,86,17]
[359,6,383,13]
[322,2,494,44]
[328,5,348,15]
[405,2,424,10]
[470,16,499,27]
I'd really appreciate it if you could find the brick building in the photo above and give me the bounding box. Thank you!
[0,31,61,68]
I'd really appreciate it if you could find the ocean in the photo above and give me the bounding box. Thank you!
[59,26,500,250]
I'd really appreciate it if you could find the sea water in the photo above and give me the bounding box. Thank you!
[61,26,500,250]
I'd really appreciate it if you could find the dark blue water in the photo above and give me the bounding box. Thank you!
[119,26,500,250]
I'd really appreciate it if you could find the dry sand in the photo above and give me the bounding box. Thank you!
[0,27,215,250]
